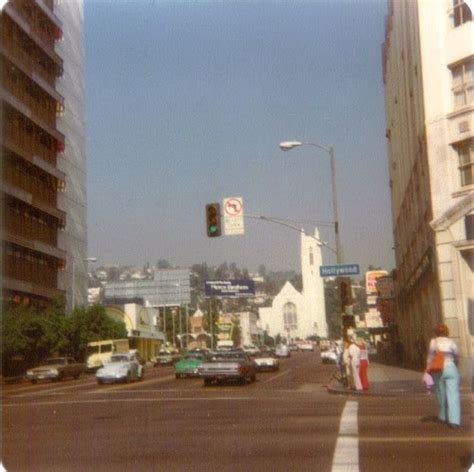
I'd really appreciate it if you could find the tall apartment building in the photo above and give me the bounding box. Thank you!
[1,0,87,312]
[383,0,473,367]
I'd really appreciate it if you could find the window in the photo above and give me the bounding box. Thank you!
[283,302,298,331]
[452,0,472,27]
[455,140,474,186]
[451,59,474,109]
[309,248,314,266]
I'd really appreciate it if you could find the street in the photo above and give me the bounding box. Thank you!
[2,350,472,472]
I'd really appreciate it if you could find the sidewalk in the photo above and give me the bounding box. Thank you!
[327,362,432,397]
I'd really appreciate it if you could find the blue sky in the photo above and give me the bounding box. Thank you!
[85,0,394,273]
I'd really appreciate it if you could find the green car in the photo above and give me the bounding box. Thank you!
[174,353,207,379]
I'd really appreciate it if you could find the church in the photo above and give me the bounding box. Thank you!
[259,228,327,340]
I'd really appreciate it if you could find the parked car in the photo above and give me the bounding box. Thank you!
[174,353,208,378]
[197,350,257,386]
[299,342,314,352]
[320,349,338,364]
[253,352,280,372]
[288,343,299,352]
[96,352,144,384]
[275,344,291,358]
[152,350,182,367]
[26,357,85,384]
[242,345,260,355]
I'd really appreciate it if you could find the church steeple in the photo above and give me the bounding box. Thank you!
[301,228,327,338]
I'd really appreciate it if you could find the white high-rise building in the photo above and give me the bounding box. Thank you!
[259,228,327,340]
[383,0,473,367]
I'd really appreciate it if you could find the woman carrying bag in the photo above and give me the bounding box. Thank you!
[425,323,461,428]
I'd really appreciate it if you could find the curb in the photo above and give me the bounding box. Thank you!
[326,380,427,398]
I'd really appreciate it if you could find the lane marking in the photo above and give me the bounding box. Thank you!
[332,400,359,472]
[260,370,290,384]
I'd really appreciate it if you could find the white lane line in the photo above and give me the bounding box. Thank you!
[260,370,290,384]
[332,400,359,472]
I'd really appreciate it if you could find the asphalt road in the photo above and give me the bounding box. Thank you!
[2,351,472,472]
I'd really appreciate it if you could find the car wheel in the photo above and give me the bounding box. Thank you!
[250,373,256,383]
[97,379,103,385]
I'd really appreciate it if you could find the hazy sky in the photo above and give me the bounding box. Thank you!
[85,0,395,273]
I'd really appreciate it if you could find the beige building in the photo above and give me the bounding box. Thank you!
[383,0,473,368]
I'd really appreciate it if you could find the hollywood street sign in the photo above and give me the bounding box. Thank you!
[319,264,360,278]
[205,280,255,298]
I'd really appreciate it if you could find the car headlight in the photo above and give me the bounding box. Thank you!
[26,370,33,376]
[49,368,58,375]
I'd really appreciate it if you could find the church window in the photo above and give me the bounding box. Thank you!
[309,248,314,266]
[283,302,298,331]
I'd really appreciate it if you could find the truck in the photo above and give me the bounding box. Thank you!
[86,339,130,371]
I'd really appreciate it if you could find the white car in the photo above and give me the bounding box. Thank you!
[275,345,291,357]
[320,349,338,364]
[96,352,144,384]
[242,345,260,355]
[253,353,280,372]
[298,342,314,352]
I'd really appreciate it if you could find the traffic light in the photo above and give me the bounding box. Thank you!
[206,203,222,237]
[339,277,353,312]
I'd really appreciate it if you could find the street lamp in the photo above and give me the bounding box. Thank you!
[279,140,343,264]
[72,257,97,310]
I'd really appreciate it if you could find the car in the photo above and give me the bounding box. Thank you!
[96,352,144,384]
[253,352,280,372]
[275,345,291,357]
[298,342,314,352]
[242,345,260,355]
[174,352,208,378]
[288,343,299,352]
[152,349,182,367]
[320,349,338,364]
[26,357,85,384]
[197,350,257,386]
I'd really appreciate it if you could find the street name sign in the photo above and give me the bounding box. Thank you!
[223,197,244,236]
[319,264,360,277]
[205,280,255,298]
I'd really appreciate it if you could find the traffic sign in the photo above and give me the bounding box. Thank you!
[319,264,360,277]
[223,197,244,236]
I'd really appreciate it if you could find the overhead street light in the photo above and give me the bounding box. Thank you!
[278,140,343,264]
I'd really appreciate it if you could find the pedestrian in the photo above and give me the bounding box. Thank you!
[348,337,363,391]
[342,341,352,389]
[358,339,369,391]
[425,323,461,428]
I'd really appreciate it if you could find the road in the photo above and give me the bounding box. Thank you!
[2,351,472,471]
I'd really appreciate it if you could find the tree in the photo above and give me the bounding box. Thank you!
[1,299,68,376]
[64,305,127,361]
[157,259,172,269]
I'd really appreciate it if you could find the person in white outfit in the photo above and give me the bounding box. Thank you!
[348,338,363,391]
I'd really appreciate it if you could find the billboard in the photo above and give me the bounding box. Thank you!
[205,280,255,298]
[365,270,388,296]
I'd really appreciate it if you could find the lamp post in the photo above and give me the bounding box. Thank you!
[72,257,97,310]
[279,140,343,264]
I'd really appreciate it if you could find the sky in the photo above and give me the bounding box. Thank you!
[85,0,395,274]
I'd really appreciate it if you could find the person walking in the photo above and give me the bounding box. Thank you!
[348,338,363,391]
[426,323,461,428]
[358,339,369,391]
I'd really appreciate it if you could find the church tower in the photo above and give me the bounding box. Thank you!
[300,228,327,338]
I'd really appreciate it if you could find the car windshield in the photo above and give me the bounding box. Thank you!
[44,358,66,365]
[110,355,129,363]
[213,352,246,361]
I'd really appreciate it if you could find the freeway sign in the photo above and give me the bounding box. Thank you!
[320,264,360,277]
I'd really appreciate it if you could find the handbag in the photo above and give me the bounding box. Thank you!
[427,340,444,373]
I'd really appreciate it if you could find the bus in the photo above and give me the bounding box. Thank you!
[86,339,130,371]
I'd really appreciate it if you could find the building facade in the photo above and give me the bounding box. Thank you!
[383,0,473,367]
[1,0,86,311]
